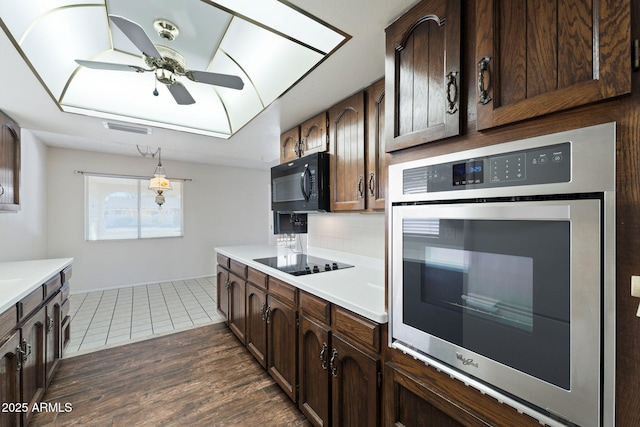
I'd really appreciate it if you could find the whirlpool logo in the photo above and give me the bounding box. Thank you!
[456,352,479,368]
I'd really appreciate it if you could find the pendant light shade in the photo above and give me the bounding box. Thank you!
[148,148,171,208]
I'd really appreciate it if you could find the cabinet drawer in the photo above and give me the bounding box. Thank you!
[268,276,297,306]
[0,306,16,339]
[18,286,43,322]
[61,265,72,284]
[60,282,70,303]
[230,259,247,279]
[332,305,380,354]
[61,298,70,320]
[43,274,62,301]
[299,291,330,325]
[217,253,230,269]
[248,267,267,290]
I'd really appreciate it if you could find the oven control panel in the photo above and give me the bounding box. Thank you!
[403,142,571,194]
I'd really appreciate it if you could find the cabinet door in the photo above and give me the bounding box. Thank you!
[45,296,61,387]
[0,330,21,427]
[384,363,484,427]
[298,315,331,427]
[228,272,246,344]
[331,334,380,427]
[267,296,298,402]
[246,283,267,368]
[216,267,229,321]
[0,111,20,211]
[300,112,328,158]
[329,91,366,211]
[280,126,301,163]
[20,306,46,427]
[385,0,461,152]
[475,0,631,130]
[366,79,388,211]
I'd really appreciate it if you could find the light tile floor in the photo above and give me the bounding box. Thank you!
[66,276,223,356]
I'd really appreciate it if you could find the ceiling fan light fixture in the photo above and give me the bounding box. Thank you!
[2,1,349,138]
[153,19,179,41]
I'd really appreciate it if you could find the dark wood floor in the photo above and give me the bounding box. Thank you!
[30,323,311,426]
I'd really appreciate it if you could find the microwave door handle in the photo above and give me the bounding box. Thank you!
[300,165,311,202]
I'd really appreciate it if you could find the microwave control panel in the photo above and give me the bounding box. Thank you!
[403,142,571,194]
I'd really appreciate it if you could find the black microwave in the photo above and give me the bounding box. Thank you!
[271,152,330,212]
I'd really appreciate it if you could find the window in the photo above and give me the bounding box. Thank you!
[85,175,183,241]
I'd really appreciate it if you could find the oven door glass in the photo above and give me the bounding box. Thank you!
[392,199,602,400]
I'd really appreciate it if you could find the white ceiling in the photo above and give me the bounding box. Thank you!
[0,0,420,170]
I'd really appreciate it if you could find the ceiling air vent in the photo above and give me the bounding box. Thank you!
[103,121,152,135]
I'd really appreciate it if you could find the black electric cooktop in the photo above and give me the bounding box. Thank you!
[253,254,353,276]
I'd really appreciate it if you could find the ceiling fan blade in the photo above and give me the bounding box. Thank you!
[75,59,146,73]
[167,82,195,105]
[186,70,244,90]
[109,15,162,59]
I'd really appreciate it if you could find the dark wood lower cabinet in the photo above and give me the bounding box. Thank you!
[218,256,384,425]
[0,330,21,427]
[216,267,229,321]
[331,334,380,427]
[299,315,331,426]
[20,306,46,427]
[246,283,267,368]
[228,271,246,345]
[384,363,480,427]
[45,297,61,387]
[267,295,298,402]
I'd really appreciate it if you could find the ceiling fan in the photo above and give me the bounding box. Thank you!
[75,14,244,105]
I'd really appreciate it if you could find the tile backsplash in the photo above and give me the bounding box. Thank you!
[307,213,385,259]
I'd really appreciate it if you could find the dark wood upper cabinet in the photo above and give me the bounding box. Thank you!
[475,0,631,130]
[329,91,366,211]
[0,111,20,211]
[299,112,329,158]
[385,0,461,152]
[280,126,300,164]
[366,79,388,211]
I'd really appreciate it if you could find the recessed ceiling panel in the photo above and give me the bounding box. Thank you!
[0,0,349,139]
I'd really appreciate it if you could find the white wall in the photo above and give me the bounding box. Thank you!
[46,147,270,293]
[0,130,48,261]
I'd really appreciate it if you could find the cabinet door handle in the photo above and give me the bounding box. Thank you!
[15,346,23,371]
[21,339,31,362]
[368,173,375,197]
[477,56,492,105]
[446,71,459,114]
[261,303,268,321]
[265,305,272,324]
[329,348,338,377]
[225,278,231,290]
[0,184,4,196]
[47,315,55,334]
[357,176,364,198]
[300,165,312,202]
[320,342,328,370]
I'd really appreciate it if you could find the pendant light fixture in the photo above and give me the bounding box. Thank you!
[148,147,172,208]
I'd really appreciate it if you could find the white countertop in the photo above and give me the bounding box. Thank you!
[215,245,387,323]
[0,258,74,313]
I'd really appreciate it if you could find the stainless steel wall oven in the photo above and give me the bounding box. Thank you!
[388,123,616,427]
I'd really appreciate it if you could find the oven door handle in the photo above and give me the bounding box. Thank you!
[300,165,312,202]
